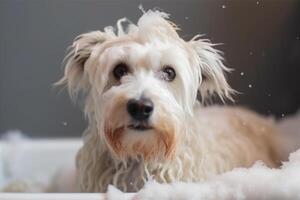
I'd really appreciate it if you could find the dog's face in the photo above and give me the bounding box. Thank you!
[58,11,233,161]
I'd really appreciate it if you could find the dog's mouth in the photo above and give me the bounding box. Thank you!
[127,122,153,131]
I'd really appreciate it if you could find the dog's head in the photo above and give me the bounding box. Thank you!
[57,10,234,162]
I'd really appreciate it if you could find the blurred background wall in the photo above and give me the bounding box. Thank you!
[0,0,299,137]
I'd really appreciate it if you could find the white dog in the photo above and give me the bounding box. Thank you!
[57,10,284,192]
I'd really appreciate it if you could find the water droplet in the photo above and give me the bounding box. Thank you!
[63,122,67,126]
[222,5,226,9]
[256,1,260,5]
[281,114,285,117]
[185,16,189,20]
[296,36,299,40]
[268,94,271,97]
[240,72,244,76]
[248,84,252,88]
[249,52,253,55]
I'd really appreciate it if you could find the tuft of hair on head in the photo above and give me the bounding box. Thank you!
[189,35,237,104]
[136,8,181,41]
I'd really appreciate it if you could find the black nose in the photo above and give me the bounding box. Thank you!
[127,98,154,121]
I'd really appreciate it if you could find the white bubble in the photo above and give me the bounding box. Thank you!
[249,52,253,55]
[63,122,68,126]
[281,114,285,117]
[248,84,252,88]
[222,5,226,9]
[268,94,271,97]
[296,36,299,40]
[185,16,189,20]
[240,72,244,76]
[256,1,259,5]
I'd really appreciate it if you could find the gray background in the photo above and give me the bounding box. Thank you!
[0,0,299,138]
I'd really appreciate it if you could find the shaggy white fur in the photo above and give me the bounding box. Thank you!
[57,9,286,192]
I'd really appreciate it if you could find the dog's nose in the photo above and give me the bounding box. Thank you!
[127,98,154,121]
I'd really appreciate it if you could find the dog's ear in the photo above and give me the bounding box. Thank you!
[55,31,113,99]
[189,36,235,102]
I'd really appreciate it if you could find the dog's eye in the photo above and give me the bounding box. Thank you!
[162,66,176,82]
[201,73,207,81]
[113,63,129,80]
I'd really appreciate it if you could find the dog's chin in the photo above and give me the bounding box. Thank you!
[104,118,177,161]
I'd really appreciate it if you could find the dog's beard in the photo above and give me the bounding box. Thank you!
[99,93,180,162]
[103,112,179,162]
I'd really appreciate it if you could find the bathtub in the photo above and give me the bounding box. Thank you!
[0,138,136,199]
